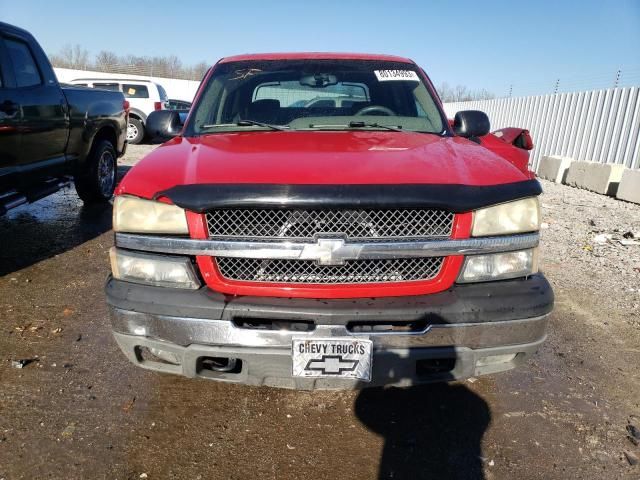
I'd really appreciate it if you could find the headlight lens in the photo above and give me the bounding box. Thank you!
[109,248,200,289]
[472,197,540,236]
[113,195,188,234]
[457,249,538,283]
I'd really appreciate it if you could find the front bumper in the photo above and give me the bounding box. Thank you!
[106,274,553,389]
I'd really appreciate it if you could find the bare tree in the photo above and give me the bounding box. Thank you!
[454,84,469,101]
[437,82,496,102]
[50,44,90,69]
[475,88,495,101]
[189,62,210,80]
[48,46,208,80]
[94,50,119,72]
[437,82,455,102]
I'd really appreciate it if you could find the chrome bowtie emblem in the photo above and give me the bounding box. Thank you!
[302,238,354,266]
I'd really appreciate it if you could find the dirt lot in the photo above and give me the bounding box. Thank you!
[1,144,639,479]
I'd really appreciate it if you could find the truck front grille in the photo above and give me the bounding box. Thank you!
[206,208,454,241]
[215,257,444,284]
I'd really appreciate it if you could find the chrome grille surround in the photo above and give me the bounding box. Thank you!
[115,232,541,286]
[216,257,445,284]
[206,208,454,242]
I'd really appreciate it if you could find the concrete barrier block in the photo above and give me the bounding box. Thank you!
[582,163,625,195]
[537,155,573,183]
[565,161,624,196]
[617,169,640,204]
[565,161,589,187]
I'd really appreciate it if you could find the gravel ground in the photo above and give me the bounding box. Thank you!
[0,144,639,479]
[539,181,640,329]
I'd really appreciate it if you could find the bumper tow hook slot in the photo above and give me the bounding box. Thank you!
[201,357,238,372]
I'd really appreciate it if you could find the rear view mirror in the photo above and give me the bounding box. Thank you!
[299,74,338,88]
[453,110,490,138]
[146,110,184,139]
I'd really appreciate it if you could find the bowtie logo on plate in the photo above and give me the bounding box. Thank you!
[305,355,359,375]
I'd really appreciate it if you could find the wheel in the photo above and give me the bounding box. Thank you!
[74,140,117,203]
[126,117,145,144]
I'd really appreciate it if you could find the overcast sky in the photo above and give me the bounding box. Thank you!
[1,0,639,97]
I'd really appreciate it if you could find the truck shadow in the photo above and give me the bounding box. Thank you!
[354,355,490,480]
[0,166,131,276]
[0,197,112,276]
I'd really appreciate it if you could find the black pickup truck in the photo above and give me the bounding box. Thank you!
[0,22,127,214]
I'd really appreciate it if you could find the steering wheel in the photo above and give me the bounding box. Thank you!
[354,105,397,116]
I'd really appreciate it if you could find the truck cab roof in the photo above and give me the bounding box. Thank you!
[219,52,415,64]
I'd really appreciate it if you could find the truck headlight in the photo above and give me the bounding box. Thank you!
[472,197,540,236]
[109,248,200,289]
[457,249,538,283]
[113,195,188,234]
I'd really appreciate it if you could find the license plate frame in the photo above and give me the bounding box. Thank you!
[292,338,373,381]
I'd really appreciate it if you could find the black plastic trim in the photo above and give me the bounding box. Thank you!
[154,180,541,213]
[105,274,554,326]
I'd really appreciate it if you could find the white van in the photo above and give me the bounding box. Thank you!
[69,78,169,144]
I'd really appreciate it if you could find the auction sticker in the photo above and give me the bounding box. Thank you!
[374,70,420,81]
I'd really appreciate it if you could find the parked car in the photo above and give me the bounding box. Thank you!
[167,99,191,110]
[68,78,168,144]
[289,96,367,108]
[0,22,127,214]
[106,53,553,389]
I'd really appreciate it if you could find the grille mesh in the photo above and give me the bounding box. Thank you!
[206,208,454,241]
[216,257,444,284]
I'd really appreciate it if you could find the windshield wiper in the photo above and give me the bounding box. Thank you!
[200,120,288,132]
[306,122,445,135]
[306,122,403,132]
[347,121,403,132]
[237,119,287,131]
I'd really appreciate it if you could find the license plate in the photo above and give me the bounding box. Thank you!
[292,338,373,381]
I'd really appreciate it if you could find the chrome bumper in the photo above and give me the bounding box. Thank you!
[110,307,548,350]
[109,306,548,389]
[106,272,553,389]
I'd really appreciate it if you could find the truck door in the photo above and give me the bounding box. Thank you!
[0,37,22,185]
[1,33,68,173]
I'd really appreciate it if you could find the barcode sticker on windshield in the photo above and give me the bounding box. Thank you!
[374,70,420,81]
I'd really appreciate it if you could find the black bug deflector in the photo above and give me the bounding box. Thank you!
[153,180,542,213]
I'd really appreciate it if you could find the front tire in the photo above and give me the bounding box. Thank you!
[126,118,145,144]
[74,140,117,203]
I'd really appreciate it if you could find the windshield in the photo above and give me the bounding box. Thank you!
[185,59,446,135]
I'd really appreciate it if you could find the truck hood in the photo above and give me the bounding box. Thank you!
[117,130,533,202]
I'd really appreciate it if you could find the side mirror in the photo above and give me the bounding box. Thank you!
[453,110,490,138]
[146,110,184,139]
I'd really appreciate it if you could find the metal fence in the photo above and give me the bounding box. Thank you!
[443,87,640,171]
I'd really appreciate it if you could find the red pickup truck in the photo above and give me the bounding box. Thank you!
[106,53,552,389]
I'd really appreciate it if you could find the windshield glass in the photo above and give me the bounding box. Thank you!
[186,59,445,135]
